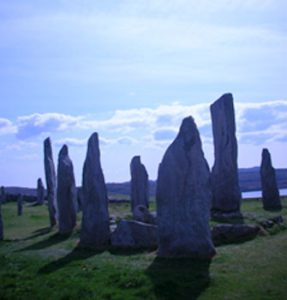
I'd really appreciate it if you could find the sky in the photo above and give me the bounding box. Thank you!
[0,0,287,187]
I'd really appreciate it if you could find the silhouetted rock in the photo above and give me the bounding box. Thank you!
[210,93,242,218]
[130,156,149,215]
[36,178,45,205]
[57,145,77,235]
[212,224,260,246]
[80,133,110,249]
[17,194,23,216]
[0,203,3,240]
[111,220,157,250]
[0,186,6,204]
[260,148,282,211]
[133,204,156,224]
[44,137,57,226]
[156,116,215,258]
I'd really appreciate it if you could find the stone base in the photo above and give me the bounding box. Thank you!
[111,220,157,250]
[211,211,243,223]
[212,224,260,246]
[263,205,282,212]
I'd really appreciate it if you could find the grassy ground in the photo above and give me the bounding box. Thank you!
[0,197,286,300]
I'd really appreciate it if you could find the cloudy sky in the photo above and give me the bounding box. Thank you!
[0,0,286,187]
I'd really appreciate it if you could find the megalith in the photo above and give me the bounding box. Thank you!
[44,137,57,226]
[79,133,110,249]
[260,148,282,211]
[0,203,3,240]
[37,178,45,205]
[210,93,241,218]
[0,186,6,204]
[17,194,23,216]
[156,116,215,258]
[57,145,77,235]
[130,156,149,215]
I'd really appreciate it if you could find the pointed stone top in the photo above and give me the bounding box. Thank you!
[131,155,141,164]
[44,137,52,148]
[262,148,270,155]
[44,137,50,143]
[59,144,68,157]
[262,148,271,164]
[86,132,100,159]
[44,137,52,151]
[176,116,200,150]
[88,132,99,147]
[211,93,234,108]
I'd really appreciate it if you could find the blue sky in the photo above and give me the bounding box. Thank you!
[0,0,286,187]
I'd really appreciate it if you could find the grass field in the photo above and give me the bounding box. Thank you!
[0,197,286,300]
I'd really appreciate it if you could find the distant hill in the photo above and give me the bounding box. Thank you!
[239,167,287,192]
[2,167,287,200]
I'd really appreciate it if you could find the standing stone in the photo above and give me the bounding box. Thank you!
[130,156,149,215]
[57,145,77,235]
[37,178,45,205]
[210,93,241,218]
[44,137,57,226]
[0,186,6,204]
[80,133,110,249]
[156,116,215,258]
[0,203,3,240]
[260,148,282,211]
[17,194,23,216]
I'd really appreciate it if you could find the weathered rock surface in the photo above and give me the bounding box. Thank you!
[36,178,45,205]
[260,148,282,211]
[130,156,149,215]
[212,224,260,246]
[133,204,156,224]
[0,204,3,240]
[57,145,77,235]
[259,215,284,229]
[111,220,157,250]
[44,137,57,226]
[210,93,242,215]
[156,116,215,258]
[211,211,243,223]
[80,133,110,249]
[17,194,23,216]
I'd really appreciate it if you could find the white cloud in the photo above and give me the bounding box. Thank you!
[153,128,177,141]
[16,113,82,139]
[3,99,287,148]
[236,100,287,144]
[0,118,17,135]
[55,137,86,147]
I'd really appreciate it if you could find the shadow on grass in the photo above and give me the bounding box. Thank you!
[18,232,71,251]
[146,257,211,300]
[21,227,52,241]
[38,247,100,274]
[109,246,156,256]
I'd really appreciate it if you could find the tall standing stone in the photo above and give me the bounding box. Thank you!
[44,137,57,226]
[260,148,282,211]
[0,203,3,240]
[57,145,77,235]
[0,186,6,204]
[80,133,110,249]
[37,178,45,205]
[17,194,23,216]
[156,116,215,258]
[210,93,241,218]
[130,156,149,215]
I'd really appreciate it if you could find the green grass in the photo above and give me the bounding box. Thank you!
[0,198,287,300]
